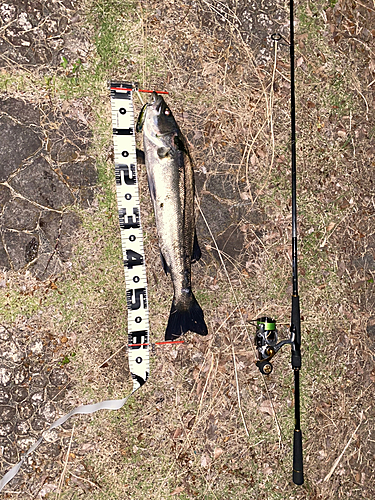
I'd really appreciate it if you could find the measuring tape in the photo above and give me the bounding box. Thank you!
[110,81,150,391]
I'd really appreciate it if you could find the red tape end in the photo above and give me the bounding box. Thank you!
[128,340,184,347]
[111,87,168,94]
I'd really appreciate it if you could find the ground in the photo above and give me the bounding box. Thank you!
[0,0,374,499]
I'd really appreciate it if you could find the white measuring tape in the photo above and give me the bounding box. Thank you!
[110,81,150,390]
[0,82,150,492]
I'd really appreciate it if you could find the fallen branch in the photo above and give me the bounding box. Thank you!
[323,412,364,482]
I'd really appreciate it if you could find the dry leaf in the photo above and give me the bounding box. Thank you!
[259,400,275,416]
[326,221,335,231]
[171,486,185,495]
[214,447,224,460]
[173,427,183,439]
[296,56,304,67]
[187,416,195,429]
[263,463,273,475]
[250,153,257,166]
[201,454,211,468]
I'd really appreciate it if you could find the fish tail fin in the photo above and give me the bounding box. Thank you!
[165,293,208,341]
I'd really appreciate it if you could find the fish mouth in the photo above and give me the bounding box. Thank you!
[148,91,165,112]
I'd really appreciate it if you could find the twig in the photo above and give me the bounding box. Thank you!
[67,471,102,490]
[323,412,364,482]
[232,345,249,437]
[57,422,76,498]
[98,344,127,368]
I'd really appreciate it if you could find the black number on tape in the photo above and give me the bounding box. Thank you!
[115,164,136,186]
[124,249,143,269]
[113,128,133,135]
[126,288,147,310]
[128,330,148,349]
[119,207,140,229]
[111,89,131,100]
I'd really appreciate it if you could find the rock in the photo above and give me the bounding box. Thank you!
[9,156,74,209]
[2,440,18,463]
[352,253,375,272]
[11,386,29,403]
[0,239,10,269]
[198,193,235,236]
[0,115,42,182]
[0,184,12,211]
[212,225,245,266]
[2,230,39,270]
[0,405,16,422]
[206,172,239,200]
[1,198,40,231]
[25,237,39,263]
[39,210,81,261]
[0,98,41,125]
[78,186,96,207]
[49,368,69,387]
[46,114,92,162]
[60,159,97,188]
[29,251,63,279]
[0,389,10,404]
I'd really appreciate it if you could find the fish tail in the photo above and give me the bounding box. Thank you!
[165,292,208,340]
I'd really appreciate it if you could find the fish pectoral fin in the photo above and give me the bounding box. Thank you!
[157,147,171,159]
[136,148,145,165]
[191,231,202,263]
[160,251,171,274]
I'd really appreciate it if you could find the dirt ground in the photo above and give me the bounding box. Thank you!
[0,0,375,499]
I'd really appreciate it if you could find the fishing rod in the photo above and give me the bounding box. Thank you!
[252,0,304,486]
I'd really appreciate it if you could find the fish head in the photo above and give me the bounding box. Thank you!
[139,92,179,142]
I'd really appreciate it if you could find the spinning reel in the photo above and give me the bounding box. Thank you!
[254,317,295,375]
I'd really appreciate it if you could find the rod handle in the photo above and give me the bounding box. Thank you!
[293,429,304,485]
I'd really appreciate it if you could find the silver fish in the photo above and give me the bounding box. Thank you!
[137,92,208,340]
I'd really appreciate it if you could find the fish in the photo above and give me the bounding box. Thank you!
[136,92,208,341]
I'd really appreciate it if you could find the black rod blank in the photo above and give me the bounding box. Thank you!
[289,0,304,486]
